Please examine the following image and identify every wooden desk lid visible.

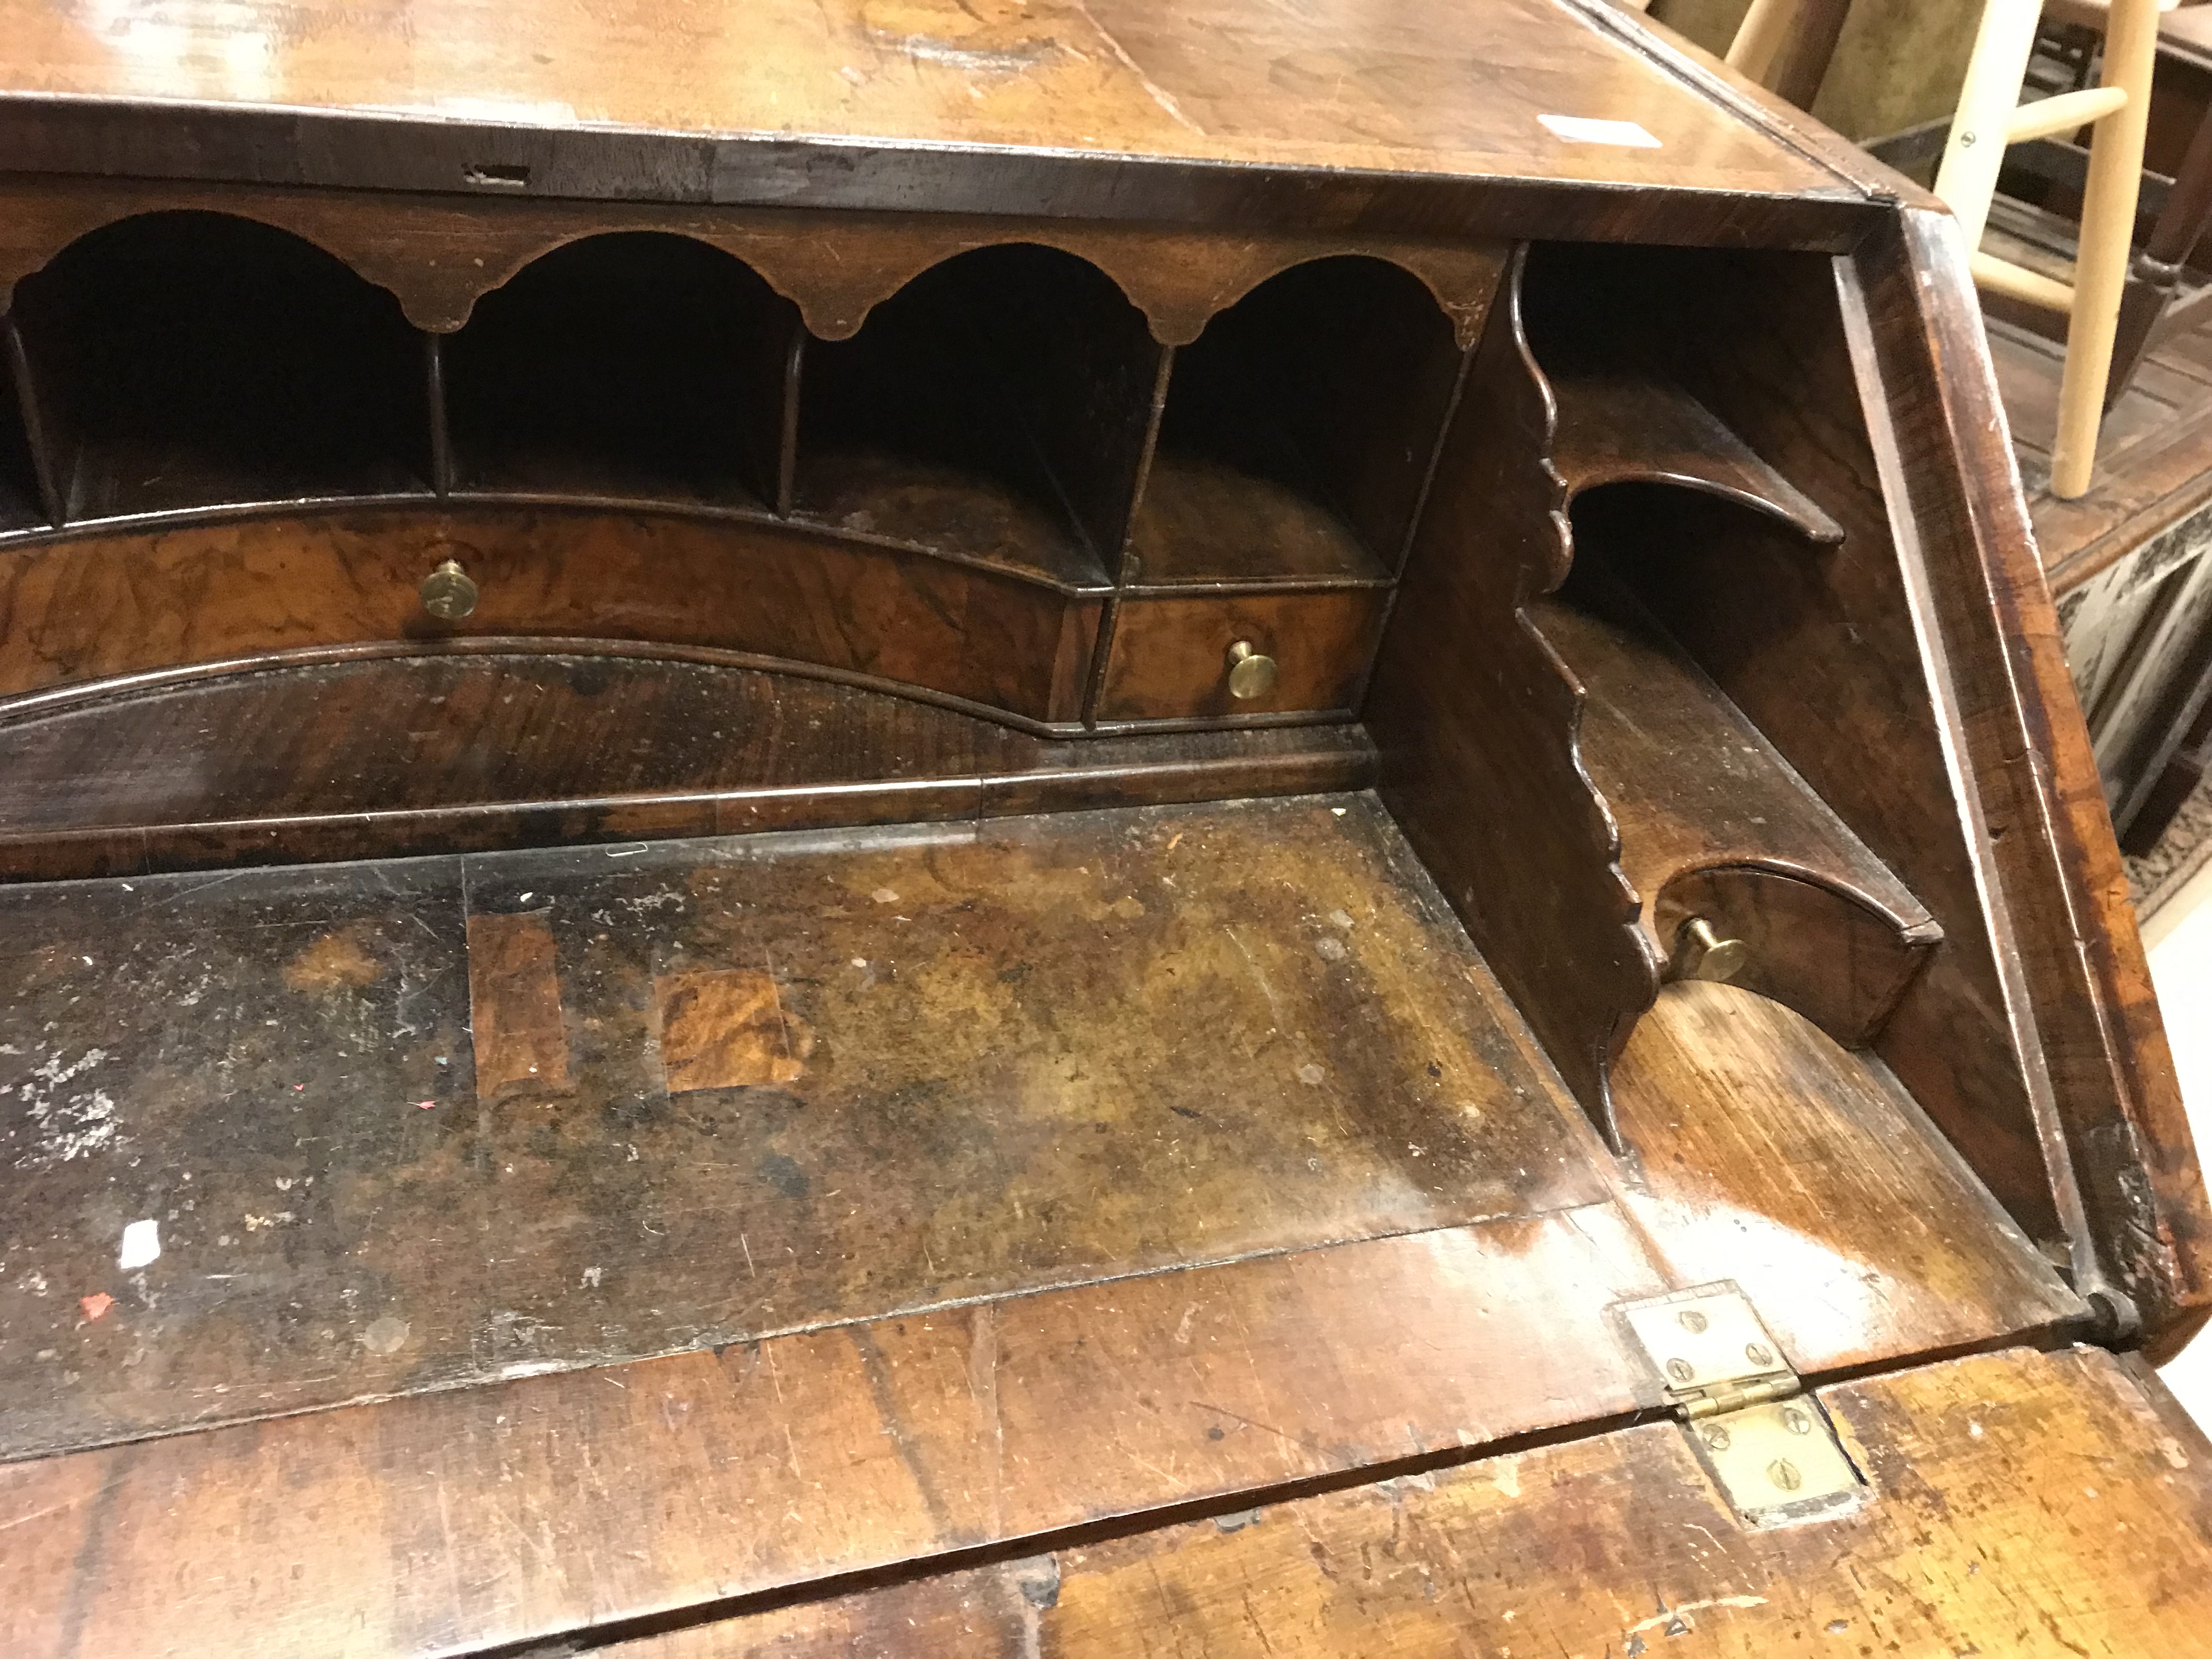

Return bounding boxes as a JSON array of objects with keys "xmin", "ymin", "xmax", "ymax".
[{"xmin": 0, "ymin": 0, "xmax": 1880, "ymax": 228}]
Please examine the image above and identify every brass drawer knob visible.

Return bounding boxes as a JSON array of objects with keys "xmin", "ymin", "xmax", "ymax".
[
  {"xmin": 1671, "ymin": 917, "xmax": 1747, "ymax": 983},
  {"xmin": 420, "ymin": 558, "xmax": 479, "ymax": 621},
  {"xmin": 1226, "ymin": 639, "xmax": 1278, "ymax": 700}
]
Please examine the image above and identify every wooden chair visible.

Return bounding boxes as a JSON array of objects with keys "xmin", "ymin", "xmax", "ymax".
[
  {"xmin": 1936, "ymin": 0, "xmax": 2168, "ymax": 497},
  {"xmin": 1723, "ymin": 0, "xmax": 1858, "ymax": 108},
  {"xmin": 2084, "ymin": 4, "xmax": 2212, "ymax": 405}
]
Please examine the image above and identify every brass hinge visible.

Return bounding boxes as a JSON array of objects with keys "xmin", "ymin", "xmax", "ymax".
[{"xmin": 1613, "ymin": 1283, "xmax": 1866, "ymax": 1528}]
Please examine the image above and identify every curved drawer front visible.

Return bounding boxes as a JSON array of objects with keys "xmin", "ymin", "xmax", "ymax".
[
  {"xmin": 0, "ymin": 505, "xmax": 1103, "ymax": 725},
  {"xmin": 1097, "ymin": 591, "xmax": 1387, "ymax": 723}
]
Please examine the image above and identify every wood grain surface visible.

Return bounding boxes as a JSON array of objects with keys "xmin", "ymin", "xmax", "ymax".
[
  {"xmin": 465, "ymin": 911, "xmax": 572, "ymax": 1102},
  {"xmin": 0, "ymin": 814, "xmax": 2098, "ymax": 1659},
  {"xmin": 0, "ymin": 505, "xmax": 1103, "ymax": 725},
  {"xmin": 628, "ymin": 1345, "xmax": 2212, "ymax": 1659},
  {"xmin": 1094, "ymin": 591, "xmax": 1387, "ymax": 722},
  {"xmin": 0, "ymin": 0, "xmax": 1867, "ymax": 227},
  {"xmin": 0, "ymin": 794, "xmax": 1610, "ymax": 1461},
  {"xmin": 1854, "ymin": 210, "xmax": 2212, "ymax": 1356},
  {"xmin": 1369, "ymin": 250, "xmax": 1660, "ymax": 1152},
  {"xmin": 1610, "ymin": 980, "xmax": 2086, "ymax": 1374},
  {"xmin": 0, "ymin": 655, "xmax": 1380, "ymax": 880},
  {"xmin": 0, "ymin": 1208, "xmax": 1667, "ymax": 1659}
]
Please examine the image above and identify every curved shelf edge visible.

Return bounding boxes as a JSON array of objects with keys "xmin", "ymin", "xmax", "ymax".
[
  {"xmin": 1528, "ymin": 587, "xmax": 1940, "ymax": 1060},
  {"xmin": 1550, "ymin": 369, "xmax": 1845, "ymax": 545},
  {"xmin": 1654, "ymin": 861, "xmax": 1942, "ymax": 1050}
]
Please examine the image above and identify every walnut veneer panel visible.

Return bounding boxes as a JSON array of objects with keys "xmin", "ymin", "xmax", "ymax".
[
  {"xmin": 647, "ymin": 1346, "xmax": 2212, "ymax": 1659},
  {"xmin": 0, "ymin": 0, "xmax": 1853, "ymax": 202}
]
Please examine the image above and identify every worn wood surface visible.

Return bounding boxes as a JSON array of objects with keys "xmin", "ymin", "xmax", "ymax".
[
  {"xmin": 1533, "ymin": 587, "xmax": 1942, "ymax": 1047},
  {"xmin": 1368, "ymin": 250, "xmax": 1659, "ymax": 1150},
  {"xmin": 1856, "ymin": 209, "xmax": 2212, "ymax": 1356},
  {"xmin": 0, "ymin": 656, "xmax": 1378, "ymax": 881},
  {"xmin": 0, "ymin": 943, "xmax": 2087, "ymax": 1658},
  {"xmin": 0, "ymin": 0, "xmax": 1876, "ymax": 240},
  {"xmin": 0, "ymin": 1210, "xmax": 1665, "ymax": 1659},
  {"xmin": 0, "ymin": 794, "xmax": 1613, "ymax": 1460},
  {"xmin": 1610, "ymin": 980, "xmax": 2086, "ymax": 1372},
  {"xmin": 639, "ymin": 1345, "xmax": 2212, "ymax": 1659}
]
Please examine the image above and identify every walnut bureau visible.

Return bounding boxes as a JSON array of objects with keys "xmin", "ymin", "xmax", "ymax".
[{"xmin": 0, "ymin": 3, "xmax": 2209, "ymax": 1656}]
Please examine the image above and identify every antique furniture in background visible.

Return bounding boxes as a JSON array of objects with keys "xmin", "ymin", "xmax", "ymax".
[
  {"xmin": 0, "ymin": 3, "xmax": 2209, "ymax": 1655},
  {"xmin": 1936, "ymin": 0, "xmax": 2162, "ymax": 496}
]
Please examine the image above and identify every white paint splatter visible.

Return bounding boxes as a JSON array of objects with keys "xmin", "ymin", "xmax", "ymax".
[
  {"xmin": 1624, "ymin": 1596, "xmax": 1768, "ymax": 1639},
  {"xmin": 118, "ymin": 1218, "xmax": 161, "ymax": 1270},
  {"xmin": 1489, "ymin": 1454, "xmax": 1521, "ymax": 1498},
  {"xmin": 14, "ymin": 1049, "xmax": 120, "ymax": 1169}
]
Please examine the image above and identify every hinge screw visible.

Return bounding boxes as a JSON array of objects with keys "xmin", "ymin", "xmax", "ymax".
[
  {"xmin": 1745, "ymin": 1342, "xmax": 1775, "ymax": 1368},
  {"xmin": 1783, "ymin": 1407, "xmax": 1813, "ymax": 1435},
  {"xmin": 1768, "ymin": 1459, "xmax": 1803, "ymax": 1492},
  {"xmin": 1702, "ymin": 1425, "xmax": 1732, "ymax": 1451},
  {"xmin": 1677, "ymin": 1310, "xmax": 1708, "ymax": 1334},
  {"xmin": 1665, "ymin": 1358, "xmax": 1695, "ymax": 1384}
]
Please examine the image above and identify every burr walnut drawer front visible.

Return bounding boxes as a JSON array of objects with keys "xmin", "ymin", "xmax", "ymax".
[{"xmin": 1096, "ymin": 591, "xmax": 1389, "ymax": 722}]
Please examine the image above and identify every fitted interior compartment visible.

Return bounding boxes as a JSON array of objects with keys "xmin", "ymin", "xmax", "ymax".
[
  {"xmin": 7, "ymin": 211, "xmax": 432, "ymax": 520},
  {"xmin": 1127, "ymin": 257, "xmax": 1466, "ymax": 587},
  {"xmin": 444, "ymin": 232, "xmax": 798, "ymax": 506},
  {"xmin": 793, "ymin": 244, "xmax": 1151, "ymax": 587}
]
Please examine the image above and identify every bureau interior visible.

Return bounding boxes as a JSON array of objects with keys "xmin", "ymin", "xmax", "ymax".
[{"xmin": 0, "ymin": 209, "xmax": 2076, "ymax": 1286}]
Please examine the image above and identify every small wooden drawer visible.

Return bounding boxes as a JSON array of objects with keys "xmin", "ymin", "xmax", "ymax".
[{"xmin": 1096, "ymin": 590, "xmax": 1388, "ymax": 721}]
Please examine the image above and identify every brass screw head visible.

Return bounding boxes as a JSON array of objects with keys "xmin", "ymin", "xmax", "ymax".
[
  {"xmin": 420, "ymin": 558, "xmax": 479, "ymax": 621},
  {"xmin": 1783, "ymin": 1407, "xmax": 1813, "ymax": 1436},
  {"xmin": 1745, "ymin": 1342, "xmax": 1775, "ymax": 1368},
  {"xmin": 1701, "ymin": 1425, "xmax": 1731, "ymax": 1452},
  {"xmin": 1768, "ymin": 1459, "xmax": 1804, "ymax": 1492},
  {"xmin": 1664, "ymin": 1358, "xmax": 1695, "ymax": 1384},
  {"xmin": 1226, "ymin": 640, "xmax": 1278, "ymax": 701},
  {"xmin": 1677, "ymin": 1310, "xmax": 1709, "ymax": 1334}
]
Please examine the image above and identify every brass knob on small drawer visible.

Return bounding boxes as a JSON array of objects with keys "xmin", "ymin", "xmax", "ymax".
[
  {"xmin": 420, "ymin": 558, "xmax": 478, "ymax": 621},
  {"xmin": 1670, "ymin": 916, "xmax": 1747, "ymax": 984},
  {"xmin": 1226, "ymin": 639, "xmax": 1278, "ymax": 700}
]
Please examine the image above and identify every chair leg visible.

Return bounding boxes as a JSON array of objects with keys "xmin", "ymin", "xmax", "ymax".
[
  {"xmin": 1766, "ymin": 0, "xmax": 1857, "ymax": 108},
  {"xmin": 1727, "ymin": 0, "xmax": 1801, "ymax": 84},
  {"xmin": 2108, "ymin": 98, "xmax": 2212, "ymax": 408},
  {"xmin": 2053, "ymin": 0, "xmax": 2162, "ymax": 498},
  {"xmin": 1935, "ymin": 0, "xmax": 2050, "ymax": 252}
]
